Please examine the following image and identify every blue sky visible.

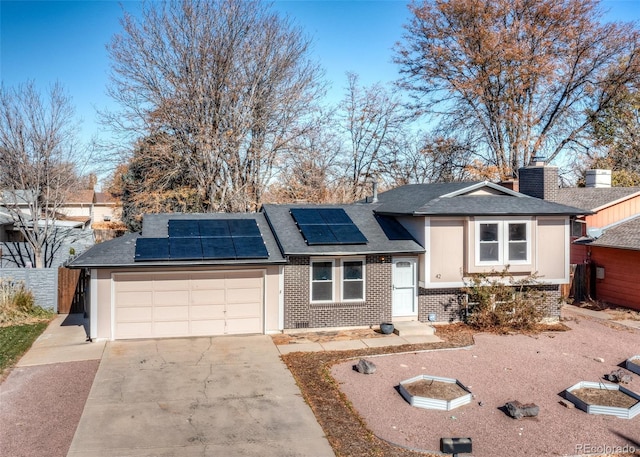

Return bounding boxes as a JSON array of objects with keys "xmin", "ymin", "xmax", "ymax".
[{"xmin": 1, "ymin": 0, "xmax": 639, "ymax": 148}]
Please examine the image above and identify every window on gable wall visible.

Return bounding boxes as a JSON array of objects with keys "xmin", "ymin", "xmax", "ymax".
[
  {"xmin": 476, "ymin": 220, "xmax": 531, "ymax": 266},
  {"xmin": 310, "ymin": 258, "xmax": 365, "ymax": 302}
]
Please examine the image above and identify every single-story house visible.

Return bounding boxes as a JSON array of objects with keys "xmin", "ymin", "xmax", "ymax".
[{"xmin": 70, "ymin": 175, "xmax": 587, "ymax": 341}]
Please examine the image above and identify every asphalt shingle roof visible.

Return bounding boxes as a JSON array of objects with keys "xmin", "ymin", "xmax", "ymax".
[
  {"xmin": 69, "ymin": 212, "xmax": 285, "ymax": 268},
  {"xmin": 589, "ymin": 215, "xmax": 640, "ymax": 251},
  {"xmin": 375, "ymin": 182, "xmax": 588, "ymax": 216},
  {"xmin": 555, "ymin": 187, "xmax": 640, "ymax": 212},
  {"xmin": 261, "ymin": 203, "xmax": 423, "ymax": 256}
]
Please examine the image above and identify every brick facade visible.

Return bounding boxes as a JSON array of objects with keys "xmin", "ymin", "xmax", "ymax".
[
  {"xmin": 417, "ymin": 284, "xmax": 562, "ymax": 323},
  {"xmin": 282, "ymin": 255, "xmax": 562, "ymax": 329},
  {"xmin": 283, "ymin": 255, "xmax": 392, "ymax": 329}
]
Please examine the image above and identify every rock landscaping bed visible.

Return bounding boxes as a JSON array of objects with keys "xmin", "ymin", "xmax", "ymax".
[
  {"xmin": 284, "ymin": 314, "xmax": 640, "ymax": 457},
  {"xmin": 402, "ymin": 378, "xmax": 468, "ymax": 401},
  {"xmin": 570, "ymin": 387, "xmax": 638, "ymax": 409}
]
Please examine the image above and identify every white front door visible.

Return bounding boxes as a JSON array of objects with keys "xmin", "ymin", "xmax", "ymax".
[{"xmin": 392, "ymin": 258, "xmax": 417, "ymax": 317}]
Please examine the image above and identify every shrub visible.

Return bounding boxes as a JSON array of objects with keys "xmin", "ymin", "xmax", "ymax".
[
  {"xmin": 462, "ymin": 269, "xmax": 547, "ymax": 333},
  {"xmin": 0, "ymin": 279, "xmax": 53, "ymax": 325}
]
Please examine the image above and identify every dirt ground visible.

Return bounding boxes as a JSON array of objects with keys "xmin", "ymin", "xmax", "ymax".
[
  {"xmin": 571, "ymin": 388, "xmax": 639, "ymax": 409},
  {"xmin": 330, "ymin": 312, "xmax": 640, "ymax": 457}
]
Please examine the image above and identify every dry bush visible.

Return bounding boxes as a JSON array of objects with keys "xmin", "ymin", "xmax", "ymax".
[
  {"xmin": 463, "ymin": 270, "xmax": 548, "ymax": 333},
  {"xmin": 0, "ymin": 279, "xmax": 52, "ymax": 325}
]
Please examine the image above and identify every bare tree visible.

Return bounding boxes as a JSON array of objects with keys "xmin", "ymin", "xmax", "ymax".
[
  {"xmin": 383, "ymin": 132, "xmax": 478, "ymax": 185},
  {"xmin": 395, "ymin": 0, "xmax": 640, "ymax": 179},
  {"xmin": 105, "ymin": 0, "xmax": 325, "ymax": 213},
  {"xmin": 266, "ymin": 109, "xmax": 344, "ymax": 204},
  {"xmin": 0, "ymin": 81, "xmax": 88, "ymax": 268},
  {"xmin": 339, "ymin": 73, "xmax": 406, "ymax": 200}
]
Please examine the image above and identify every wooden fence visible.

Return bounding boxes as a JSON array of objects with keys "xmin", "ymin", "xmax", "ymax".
[{"xmin": 57, "ymin": 267, "xmax": 87, "ymax": 314}]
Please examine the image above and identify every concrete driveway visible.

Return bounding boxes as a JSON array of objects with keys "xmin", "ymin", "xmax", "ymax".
[{"xmin": 67, "ymin": 335, "xmax": 334, "ymax": 457}]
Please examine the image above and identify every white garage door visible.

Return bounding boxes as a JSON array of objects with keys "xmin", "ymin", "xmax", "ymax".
[{"xmin": 113, "ymin": 271, "xmax": 264, "ymax": 339}]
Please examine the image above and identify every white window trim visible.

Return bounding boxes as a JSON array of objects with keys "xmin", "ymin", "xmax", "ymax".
[
  {"xmin": 310, "ymin": 259, "xmax": 335, "ymax": 303},
  {"xmin": 309, "ymin": 257, "xmax": 366, "ymax": 303},
  {"xmin": 475, "ymin": 219, "xmax": 531, "ymax": 267},
  {"xmin": 341, "ymin": 257, "xmax": 366, "ymax": 302}
]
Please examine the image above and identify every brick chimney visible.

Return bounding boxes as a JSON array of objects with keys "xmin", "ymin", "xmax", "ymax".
[{"xmin": 518, "ymin": 160, "xmax": 558, "ymax": 201}]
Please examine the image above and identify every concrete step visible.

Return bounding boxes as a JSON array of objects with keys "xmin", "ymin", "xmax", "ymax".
[{"xmin": 392, "ymin": 321, "xmax": 436, "ymax": 337}]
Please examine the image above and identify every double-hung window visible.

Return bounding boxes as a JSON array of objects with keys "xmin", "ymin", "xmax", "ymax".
[
  {"xmin": 310, "ymin": 258, "xmax": 365, "ymax": 302},
  {"xmin": 476, "ymin": 219, "xmax": 531, "ymax": 266},
  {"xmin": 311, "ymin": 261, "xmax": 334, "ymax": 302},
  {"xmin": 342, "ymin": 260, "xmax": 364, "ymax": 301}
]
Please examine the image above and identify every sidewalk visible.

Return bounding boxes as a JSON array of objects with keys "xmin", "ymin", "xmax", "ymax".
[
  {"xmin": 276, "ymin": 333, "xmax": 442, "ymax": 354},
  {"xmin": 16, "ymin": 313, "xmax": 106, "ymax": 367},
  {"xmin": 561, "ymin": 304, "xmax": 640, "ymax": 330}
]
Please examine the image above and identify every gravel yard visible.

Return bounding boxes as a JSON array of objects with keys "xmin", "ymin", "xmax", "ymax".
[{"xmin": 331, "ymin": 313, "xmax": 640, "ymax": 457}]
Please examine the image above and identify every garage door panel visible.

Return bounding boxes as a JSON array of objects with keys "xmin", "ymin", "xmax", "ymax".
[
  {"xmin": 114, "ymin": 271, "xmax": 263, "ymax": 339},
  {"xmin": 191, "ymin": 290, "xmax": 225, "ymax": 305},
  {"xmin": 226, "ymin": 275, "xmax": 261, "ymax": 288},
  {"xmin": 191, "ymin": 277, "xmax": 225, "ymax": 290},
  {"xmin": 116, "ymin": 275, "xmax": 153, "ymax": 288},
  {"xmin": 117, "ymin": 322, "xmax": 153, "ymax": 339},
  {"xmin": 226, "ymin": 317, "xmax": 261, "ymax": 334},
  {"xmin": 116, "ymin": 291, "xmax": 153, "ymax": 305},
  {"xmin": 154, "ymin": 321, "xmax": 189, "ymax": 336},
  {"xmin": 153, "ymin": 290, "xmax": 190, "ymax": 306},
  {"xmin": 153, "ymin": 278, "xmax": 190, "ymax": 291},
  {"xmin": 117, "ymin": 306, "xmax": 153, "ymax": 322},
  {"xmin": 154, "ymin": 306, "xmax": 189, "ymax": 321},
  {"xmin": 226, "ymin": 302, "xmax": 261, "ymax": 319},
  {"xmin": 226, "ymin": 288, "xmax": 261, "ymax": 304},
  {"xmin": 190, "ymin": 304, "xmax": 225, "ymax": 320},
  {"xmin": 190, "ymin": 320, "xmax": 226, "ymax": 336}
]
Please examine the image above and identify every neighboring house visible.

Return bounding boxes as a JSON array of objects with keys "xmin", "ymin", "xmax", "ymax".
[
  {"xmin": 58, "ymin": 189, "xmax": 94, "ymax": 225},
  {"xmin": 93, "ymin": 192, "xmax": 122, "ymax": 223},
  {"xmin": 70, "ymin": 176, "xmax": 586, "ymax": 341},
  {"xmin": 0, "ymin": 188, "xmax": 96, "ymax": 267},
  {"xmin": 577, "ymin": 215, "xmax": 640, "ymax": 311},
  {"xmin": 554, "ymin": 171, "xmax": 640, "ymax": 265},
  {"xmin": 0, "ymin": 211, "xmax": 15, "ymax": 242},
  {"xmin": 550, "ymin": 170, "xmax": 640, "ymax": 308}
]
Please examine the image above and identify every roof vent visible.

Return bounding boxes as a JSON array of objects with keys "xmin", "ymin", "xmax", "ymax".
[{"xmin": 587, "ymin": 227, "xmax": 604, "ymax": 239}]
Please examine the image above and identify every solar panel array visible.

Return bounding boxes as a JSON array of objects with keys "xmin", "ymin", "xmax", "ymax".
[
  {"xmin": 290, "ymin": 208, "xmax": 368, "ymax": 245},
  {"xmin": 134, "ymin": 219, "xmax": 269, "ymax": 261}
]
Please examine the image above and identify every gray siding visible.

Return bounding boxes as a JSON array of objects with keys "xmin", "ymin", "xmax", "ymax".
[{"xmin": 0, "ymin": 268, "xmax": 58, "ymax": 311}]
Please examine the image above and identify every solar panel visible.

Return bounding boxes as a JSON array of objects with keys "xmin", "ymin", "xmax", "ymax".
[
  {"xmin": 228, "ymin": 219, "xmax": 261, "ymax": 237},
  {"xmin": 233, "ymin": 236, "xmax": 269, "ymax": 259},
  {"xmin": 168, "ymin": 219, "xmax": 200, "ymax": 238},
  {"xmin": 140, "ymin": 218, "xmax": 270, "ymax": 261},
  {"xmin": 298, "ymin": 224, "xmax": 338, "ymax": 245},
  {"xmin": 201, "ymin": 236, "xmax": 236, "ymax": 259},
  {"xmin": 135, "ymin": 238, "xmax": 170, "ymax": 261},
  {"xmin": 329, "ymin": 224, "xmax": 368, "ymax": 244},
  {"xmin": 169, "ymin": 237, "xmax": 203, "ymax": 260},
  {"xmin": 199, "ymin": 219, "xmax": 230, "ymax": 237},
  {"xmin": 319, "ymin": 208, "xmax": 352, "ymax": 225},
  {"xmin": 291, "ymin": 208, "xmax": 368, "ymax": 245},
  {"xmin": 375, "ymin": 214, "xmax": 414, "ymax": 241},
  {"xmin": 290, "ymin": 208, "xmax": 324, "ymax": 225}
]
